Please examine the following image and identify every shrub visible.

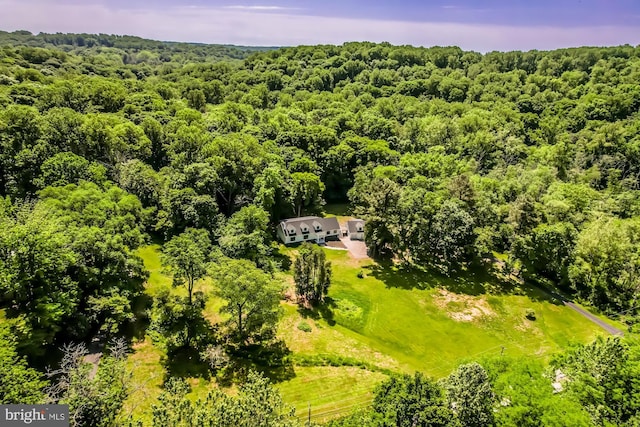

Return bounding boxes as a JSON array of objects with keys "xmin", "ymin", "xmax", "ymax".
[
  {"xmin": 525, "ymin": 308, "xmax": 536, "ymax": 320},
  {"xmin": 200, "ymin": 344, "xmax": 230, "ymax": 371},
  {"xmin": 297, "ymin": 321, "xmax": 312, "ymax": 333},
  {"xmin": 357, "ymin": 270, "xmax": 364, "ymax": 279}
]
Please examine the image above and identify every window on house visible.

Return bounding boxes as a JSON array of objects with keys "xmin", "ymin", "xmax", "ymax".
[
  {"xmin": 290, "ymin": 237, "xmax": 295, "ymax": 242},
  {"xmin": 326, "ymin": 231, "xmax": 330, "ymax": 235}
]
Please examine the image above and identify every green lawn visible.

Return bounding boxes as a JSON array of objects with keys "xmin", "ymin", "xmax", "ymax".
[
  {"xmin": 136, "ymin": 244, "xmax": 171, "ymax": 296},
  {"xmin": 124, "ymin": 245, "xmax": 225, "ymax": 423},
  {"xmin": 290, "ymin": 249, "xmax": 603, "ymax": 370},
  {"xmin": 125, "ymin": 244, "xmax": 611, "ymax": 423},
  {"xmin": 322, "ymin": 203, "xmax": 351, "ymax": 217},
  {"xmin": 278, "ymin": 366, "xmax": 386, "ymax": 423},
  {"xmin": 322, "ymin": 203, "xmax": 354, "ymax": 225},
  {"xmin": 119, "ymin": 337, "xmax": 164, "ymax": 426}
]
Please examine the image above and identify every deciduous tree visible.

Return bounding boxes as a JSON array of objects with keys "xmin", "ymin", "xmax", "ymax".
[
  {"xmin": 212, "ymin": 259, "xmax": 282, "ymax": 346},
  {"xmin": 162, "ymin": 228, "xmax": 211, "ymax": 306},
  {"xmin": 293, "ymin": 243, "xmax": 331, "ymax": 305}
]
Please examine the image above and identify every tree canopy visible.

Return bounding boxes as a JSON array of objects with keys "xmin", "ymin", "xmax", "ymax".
[{"xmin": 2, "ymin": 30, "xmax": 640, "ymax": 426}]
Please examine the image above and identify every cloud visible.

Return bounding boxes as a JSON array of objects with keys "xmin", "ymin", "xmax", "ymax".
[
  {"xmin": 223, "ymin": 5, "xmax": 300, "ymax": 11},
  {"xmin": 0, "ymin": 0, "xmax": 638, "ymax": 51}
]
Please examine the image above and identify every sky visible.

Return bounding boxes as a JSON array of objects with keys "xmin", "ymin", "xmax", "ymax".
[{"xmin": 1, "ymin": 0, "xmax": 640, "ymax": 51}]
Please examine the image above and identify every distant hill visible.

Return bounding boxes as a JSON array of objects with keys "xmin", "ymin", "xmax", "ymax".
[{"xmin": 0, "ymin": 30, "xmax": 278, "ymax": 63}]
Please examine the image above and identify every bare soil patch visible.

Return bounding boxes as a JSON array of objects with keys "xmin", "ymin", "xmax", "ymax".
[{"xmin": 432, "ymin": 289, "xmax": 496, "ymax": 322}]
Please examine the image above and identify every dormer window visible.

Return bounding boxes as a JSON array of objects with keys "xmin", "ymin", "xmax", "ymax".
[
  {"xmin": 287, "ymin": 226, "xmax": 296, "ymax": 235},
  {"xmin": 357, "ymin": 224, "xmax": 364, "ymax": 232},
  {"xmin": 300, "ymin": 222, "xmax": 309, "ymax": 233},
  {"xmin": 312, "ymin": 220, "xmax": 322, "ymax": 232}
]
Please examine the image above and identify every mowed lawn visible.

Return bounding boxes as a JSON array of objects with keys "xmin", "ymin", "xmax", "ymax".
[
  {"xmin": 277, "ymin": 247, "xmax": 609, "ymax": 416},
  {"xmin": 125, "ymin": 244, "xmax": 611, "ymax": 422},
  {"xmin": 282, "ymin": 248, "xmax": 606, "ymax": 372}
]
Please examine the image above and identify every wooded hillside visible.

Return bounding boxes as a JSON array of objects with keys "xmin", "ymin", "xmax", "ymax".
[{"xmin": 1, "ymin": 31, "xmax": 640, "ymax": 426}]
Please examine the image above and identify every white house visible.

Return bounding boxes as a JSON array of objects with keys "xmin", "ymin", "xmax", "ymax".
[
  {"xmin": 346, "ymin": 219, "xmax": 365, "ymax": 240},
  {"xmin": 277, "ymin": 216, "xmax": 341, "ymax": 245}
]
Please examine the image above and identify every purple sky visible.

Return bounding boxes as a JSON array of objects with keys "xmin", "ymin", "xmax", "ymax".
[{"xmin": 1, "ymin": 0, "xmax": 640, "ymax": 51}]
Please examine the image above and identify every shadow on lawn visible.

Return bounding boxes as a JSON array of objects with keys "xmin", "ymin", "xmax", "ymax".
[
  {"xmin": 164, "ymin": 339, "xmax": 296, "ymax": 386},
  {"xmin": 296, "ymin": 297, "xmax": 337, "ymax": 326},
  {"xmin": 124, "ymin": 293, "xmax": 154, "ymax": 342},
  {"xmin": 166, "ymin": 346, "xmax": 212, "ymax": 379},
  {"xmin": 364, "ymin": 259, "xmax": 562, "ymax": 305},
  {"xmin": 230, "ymin": 340, "xmax": 296, "ymax": 384}
]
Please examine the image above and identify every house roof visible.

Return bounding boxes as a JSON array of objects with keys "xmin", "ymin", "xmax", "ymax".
[
  {"xmin": 347, "ymin": 219, "xmax": 365, "ymax": 233},
  {"xmin": 280, "ymin": 216, "xmax": 340, "ymax": 235}
]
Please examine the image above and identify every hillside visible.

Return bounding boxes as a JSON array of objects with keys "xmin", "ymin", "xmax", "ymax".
[{"xmin": 0, "ymin": 30, "xmax": 275, "ymax": 61}]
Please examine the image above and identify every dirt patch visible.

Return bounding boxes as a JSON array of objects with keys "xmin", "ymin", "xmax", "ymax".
[{"xmin": 432, "ymin": 289, "xmax": 496, "ymax": 322}]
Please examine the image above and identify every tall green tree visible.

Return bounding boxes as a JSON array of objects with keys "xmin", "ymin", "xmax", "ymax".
[
  {"xmin": 0, "ymin": 204, "xmax": 80, "ymax": 351},
  {"xmin": 290, "ymin": 172, "xmax": 325, "ymax": 217},
  {"xmin": 429, "ymin": 200, "xmax": 476, "ymax": 272},
  {"xmin": 373, "ymin": 372, "xmax": 454, "ymax": 427},
  {"xmin": 212, "ymin": 259, "xmax": 282, "ymax": 346},
  {"xmin": 443, "ymin": 362, "xmax": 495, "ymax": 427},
  {"xmin": 293, "ymin": 243, "xmax": 332, "ymax": 305},
  {"xmin": 148, "ymin": 288, "xmax": 214, "ymax": 353},
  {"xmin": 351, "ymin": 173, "xmax": 401, "ymax": 258},
  {"xmin": 0, "ymin": 323, "xmax": 46, "ymax": 404},
  {"xmin": 219, "ymin": 205, "xmax": 272, "ymax": 268},
  {"xmin": 151, "ymin": 371, "xmax": 298, "ymax": 427},
  {"xmin": 569, "ymin": 217, "xmax": 640, "ymax": 312},
  {"xmin": 551, "ymin": 336, "xmax": 640, "ymax": 426},
  {"xmin": 162, "ymin": 228, "xmax": 211, "ymax": 306},
  {"xmin": 483, "ymin": 356, "xmax": 591, "ymax": 427}
]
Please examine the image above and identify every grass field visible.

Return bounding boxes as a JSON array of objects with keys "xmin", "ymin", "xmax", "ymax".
[{"xmin": 124, "ymin": 242, "xmax": 610, "ymax": 422}]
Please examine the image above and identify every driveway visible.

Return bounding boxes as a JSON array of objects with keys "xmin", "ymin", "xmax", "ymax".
[
  {"xmin": 339, "ymin": 236, "xmax": 370, "ymax": 260},
  {"xmin": 562, "ymin": 300, "xmax": 624, "ymax": 336},
  {"xmin": 492, "ymin": 257, "xmax": 624, "ymax": 336}
]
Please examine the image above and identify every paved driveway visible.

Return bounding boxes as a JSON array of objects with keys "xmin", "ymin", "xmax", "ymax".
[{"xmin": 339, "ymin": 236, "xmax": 370, "ymax": 259}]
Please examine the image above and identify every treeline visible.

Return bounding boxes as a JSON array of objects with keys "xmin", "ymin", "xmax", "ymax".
[{"xmin": 0, "ymin": 30, "xmax": 270, "ymax": 63}]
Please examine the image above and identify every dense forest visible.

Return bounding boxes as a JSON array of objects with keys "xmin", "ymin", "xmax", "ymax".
[{"xmin": 1, "ymin": 30, "xmax": 640, "ymax": 426}]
